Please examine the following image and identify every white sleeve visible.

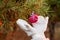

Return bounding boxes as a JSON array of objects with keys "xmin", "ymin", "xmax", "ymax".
[
  {"xmin": 16, "ymin": 19, "xmax": 29, "ymax": 30},
  {"xmin": 16, "ymin": 19, "xmax": 36, "ymax": 36}
]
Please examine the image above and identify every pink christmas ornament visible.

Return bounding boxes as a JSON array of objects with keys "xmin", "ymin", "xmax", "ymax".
[{"xmin": 28, "ymin": 12, "xmax": 38, "ymax": 23}]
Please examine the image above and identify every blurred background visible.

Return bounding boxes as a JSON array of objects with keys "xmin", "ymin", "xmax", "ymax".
[{"xmin": 0, "ymin": 0, "xmax": 60, "ymax": 40}]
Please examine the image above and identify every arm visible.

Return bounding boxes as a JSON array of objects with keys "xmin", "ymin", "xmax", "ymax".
[
  {"xmin": 16, "ymin": 19, "xmax": 29, "ymax": 31},
  {"xmin": 16, "ymin": 19, "xmax": 36, "ymax": 36}
]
